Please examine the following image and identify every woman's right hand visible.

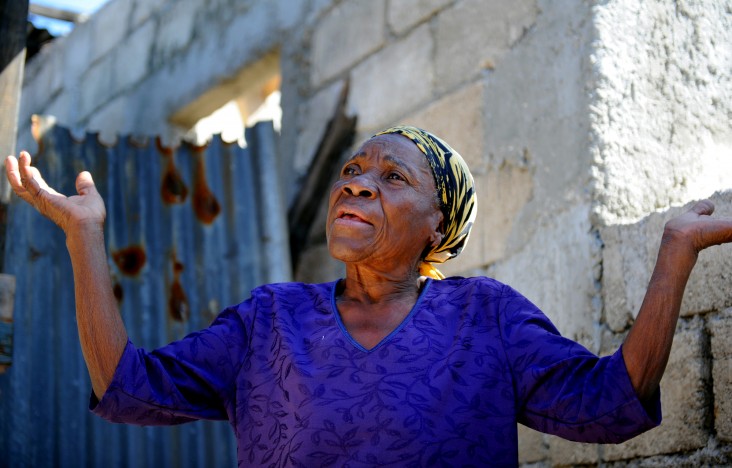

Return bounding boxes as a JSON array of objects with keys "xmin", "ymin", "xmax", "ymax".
[{"xmin": 5, "ymin": 151, "xmax": 106, "ymax": 234}]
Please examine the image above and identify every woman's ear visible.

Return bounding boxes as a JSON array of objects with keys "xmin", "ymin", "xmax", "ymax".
[
  {"xmin": 429, "ymin": 231, "xmax": 444, "ymax": 248},
  {"xmin": 429, "ymin": 212, "xmax": 445, "ymax": 247}
]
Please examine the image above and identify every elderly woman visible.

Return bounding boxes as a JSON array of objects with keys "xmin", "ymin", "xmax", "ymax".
[{"xmin": 5, "ymin": 126, "xmax": 732, "ymax": 466}]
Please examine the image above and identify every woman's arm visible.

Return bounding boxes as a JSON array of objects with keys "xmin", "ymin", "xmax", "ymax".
[
  {"xmin": 623, "ymin": 200, "xmax": 732, "ymax": 401},
  {"xmin": 5, "ymin": 151, "xmax": 127, "ymax": 398}
]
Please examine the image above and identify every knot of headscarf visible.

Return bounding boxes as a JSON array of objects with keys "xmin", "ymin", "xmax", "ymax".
[{"xmin": 374, "ymin": 126, "xmax": 477, "ymax": 280}]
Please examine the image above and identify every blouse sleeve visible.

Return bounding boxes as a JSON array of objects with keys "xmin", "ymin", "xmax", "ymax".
[
  {"xmin": 496, "ymin": 284, "xmax": 661, "ymax": 443},
  {"xmin": 89, "ymin": 302, "xmax": 251, "ymax": 426}
]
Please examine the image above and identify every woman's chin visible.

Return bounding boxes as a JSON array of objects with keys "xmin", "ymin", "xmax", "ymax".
[
  {"xmin": 327, "ymin": 235, "xmax": 381, "ymax": 263},
  {"xmin": 327, "ymin": 244, "xmax": 370, "ymax": 264}
]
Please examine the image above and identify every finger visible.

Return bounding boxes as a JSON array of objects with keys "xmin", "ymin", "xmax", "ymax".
[
  {"xmin": 75, "ymin": 171, "xmax": 97, "ymax": 196},
  {"xmin": 5, "ymin": 155, "xmax": 39, "ymax": 206},
  {"xmin": 17, "ymin": 151, "xmax": 32, "ymax": 174},
  {"xmin": 5, "ymin": 155, "xmax": 23, "ymax": 190},
  {"xmin": 18, "ymin": 153, "xmax": 44, "ymax": 198},
  {"xmin": 700, "ymin": 218, "xmax": 732, "ymax": 245},
  {"xmin": 17, "ymin": 152, "xmax": 60, "ymax": 199},
  {"xmin": 690, "ymin": 200, "xmax": 715, "ymax": 217}
]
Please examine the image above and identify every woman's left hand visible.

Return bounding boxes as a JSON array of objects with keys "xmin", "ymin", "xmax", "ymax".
[{"xmin": 661, "ymin": 200, "xmax": 732, "ymax": 258}]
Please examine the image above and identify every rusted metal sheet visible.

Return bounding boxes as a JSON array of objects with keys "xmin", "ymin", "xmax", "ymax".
[{"xmin": 0, "ymin": 119, "xmax": 291, "ymax": 466}]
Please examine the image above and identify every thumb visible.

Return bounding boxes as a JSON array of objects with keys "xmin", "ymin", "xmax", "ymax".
[
  {"xmin": 75, "ymin": 171, "xmax": 97, "ymax": 196},
  {"xmin": 690, "ymin": 199, "xmax": 715, "ymax": 216}
]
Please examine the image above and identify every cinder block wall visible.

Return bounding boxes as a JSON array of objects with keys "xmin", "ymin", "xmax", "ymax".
[{"xmin": 16, "ymin": 0, "xmax": 732, "ymax": 464}]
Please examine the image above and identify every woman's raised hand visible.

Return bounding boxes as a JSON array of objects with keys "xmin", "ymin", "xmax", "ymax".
[
  {"xmin": 662, "ymin": 200, "xmax": 732, "ymax": 257},
  {"xmin": 7, "ymin": 151, "xmax": 125, "ymax": 397},
  {"xmin": 5, "ymin": 151, "xmax": 106, "ymax": 234}
]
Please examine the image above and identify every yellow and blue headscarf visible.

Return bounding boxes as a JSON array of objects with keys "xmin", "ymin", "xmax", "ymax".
[{"xmin": 375, "ymin": 126, "xmax": 477, "ymax": 280}]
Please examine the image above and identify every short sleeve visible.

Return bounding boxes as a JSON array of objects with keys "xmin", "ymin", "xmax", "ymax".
[
  {"xmin": 90, "ymin": 302, "xmax": 251, "ymax": 426},
  {"xmin": 497, "ymin": 285, "xmax": 661, "ymax": 443}
]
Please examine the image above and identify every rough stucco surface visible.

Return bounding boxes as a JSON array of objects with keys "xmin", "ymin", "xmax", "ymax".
[
  {"xmin": 11, "ymin": 0, "xmax": 732, "ymax": 465},
  {"xmin": 590, "ymin": 0, "xmax": 732, "ymax": 225}
]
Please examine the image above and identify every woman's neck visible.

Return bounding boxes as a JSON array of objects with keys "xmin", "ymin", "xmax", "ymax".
[
  {"xmin": 336, "ymin": 265, "xmax": 427, "ymax": 350},
  {"xmin": 339, "ymin": 264, "xmax": 422, "ymax": 304}
]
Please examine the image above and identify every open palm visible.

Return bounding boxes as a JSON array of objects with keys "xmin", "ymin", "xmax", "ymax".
[{"xmin": 5, "ymin": 151, "xmax": 106, "ymax": 233}]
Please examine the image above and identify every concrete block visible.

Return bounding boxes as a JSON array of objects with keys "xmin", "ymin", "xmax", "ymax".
[
  {"xmin": 131, "ymin": 0, "xmax": 166, "ymax": 27},
  {"xmin": 547, "ymin": 435, "xmax": 598, "ymax": 465},
  {"xmin": 403, "ymin": 80, "xmax": 486, "ymax": 174},
  {"xmin": 45, "ymin": 92, "xmax": 74, "ymax": 128},
  {"xmin": 86, "ymin": 95, "xmax": 126, "ymax": 145},
  {"xmin": 603, "ymin": 321, "xmax": 708, "ymax": 460},
  {"xmin": 153, "ymin": 0, "xmax": 198, "ymax": 61},
  {"xmin": 601, "ymin": 192, "xmax": 732, "ymax": 332},
  {"xmin": 79, "ymin": 55, "xmax": 114, "ymax": 120},
  {"xmin": 31, "ymin": 46, "xmax": 64, "ymax": 101},
  {"xmin": 220, "ymin": 0, "xmax": 274, "ymax": 68},
  {"xmin": 713, "ymin": 357, "xmax": 732, "ymax": 443},
  {"xmin": 22, "ymin": 39, "xmax": 76, "ymax": 128},
  {"xmin": 434, "ymin": 0, "xmax": 538, "ymax": 91},
  {"xmin": 123, "ymin": 70, "xmax": 178, "ymax": 138},
  {"xmin": 113, "ymin": 20, "xmax": 156, "ymax": 95},
  {"xmin": 311, "ymin": 0, "xmax": 386, "ymax": 86},
  {"xmin": 348, "ymin": 23, "xmax": 433, "ymax": 133},
  {"xmin": 709, "ymin": 309, "xmax": 732, "ymax": 442},
  {"xmin": 518, "ymin": 424, "xmax": 547, "ymax": 464},
  {"xmin": 273, "ymin": 0, "xmax": 308, "ymax": 32},
  {"xmin": 304, "ymin": 0, "xmax": 338, "ymax": 24},
  {"xmin": 60, "ymin": 19, "xmax": 93, "ymax": 90},
  {"xmin": 294, "ymin": 80, "xmax": 346, "ymax": 174},
  {"xmin": 91, "ymin": 0, "xmax": 132, "ymax": 64},
  {"xmin": 387, "ymin": 0, "xmax": 452, "ymax": 36}
]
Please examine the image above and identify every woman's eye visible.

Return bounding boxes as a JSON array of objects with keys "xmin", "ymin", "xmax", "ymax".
[{"xmin": 387, "ymin": 172, "xmax": 404, "ymax": 181}]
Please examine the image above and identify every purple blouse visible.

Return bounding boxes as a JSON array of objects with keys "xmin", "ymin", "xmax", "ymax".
[{"xmin": 91, "ymin": 277, "xmax": 660, "ymax": 466}]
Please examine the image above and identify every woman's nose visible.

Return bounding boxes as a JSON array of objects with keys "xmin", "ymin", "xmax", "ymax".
[{"xmin": 342, "ymin": 175, "xmax": 376, "ymax": 198}]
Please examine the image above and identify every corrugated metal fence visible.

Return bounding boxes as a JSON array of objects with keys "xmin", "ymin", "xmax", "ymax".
[{"xmin": 0, "ymin": 119, "xmax": 291, "ymax": 467}]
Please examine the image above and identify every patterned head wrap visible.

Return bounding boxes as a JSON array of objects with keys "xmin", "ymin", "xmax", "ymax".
[{"xmin": 374, "ymin": 125, "xmax": 477, "ymax": 280}]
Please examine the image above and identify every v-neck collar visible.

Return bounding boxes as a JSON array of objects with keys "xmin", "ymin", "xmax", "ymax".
[{"xmin": 329, "ymin": 278, "xmax": 433, "ymax": 353}]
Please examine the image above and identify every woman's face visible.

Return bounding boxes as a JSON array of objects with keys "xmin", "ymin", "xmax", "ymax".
[{"xmin": 326, "ymin": 134, "xmax": 443, "ymax": 270}]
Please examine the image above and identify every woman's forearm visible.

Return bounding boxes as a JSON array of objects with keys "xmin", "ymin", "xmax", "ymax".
[
  {"xmin": 66, "ymin": 226, "xmax": 128, "ymax": 398},
  {"xmin": 622, "ymin": 232, "xmax": 698, "ymax": 401}
]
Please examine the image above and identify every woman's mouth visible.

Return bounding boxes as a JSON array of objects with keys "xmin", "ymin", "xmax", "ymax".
[{"xmin": 336, "ymin": 210, "xmax": 372, "ymax": 226}]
